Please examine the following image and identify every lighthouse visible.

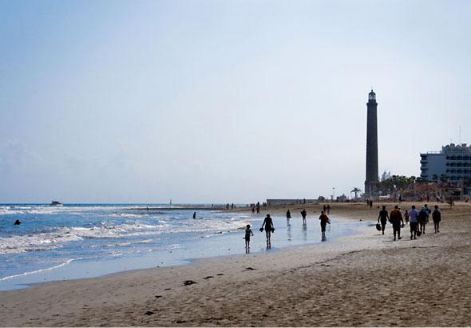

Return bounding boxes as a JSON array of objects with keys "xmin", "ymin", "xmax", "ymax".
[{"xmin": 365, "ymin": 89, "xmax": 379, "ymax": 197}]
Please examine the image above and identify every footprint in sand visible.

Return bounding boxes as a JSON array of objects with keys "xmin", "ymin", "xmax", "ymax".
[
  {"xmin": 183, "ymin": 280, "xmax": 197, "ymax": 286},
  {"xmin": 203, "ymin": 275, "xmax": 214, "ymax": 280},
  {"xmin": 145, "ymin": 311, "xmax": 154, "ymax": 315},
  {"xmin": 245, "ymin": 267, "xmax": 256, "ymax": 271}
]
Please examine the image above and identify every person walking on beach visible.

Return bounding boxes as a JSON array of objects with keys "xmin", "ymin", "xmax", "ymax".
[
  {"xmin": 244, "ymin": 224, "xmax": 254, "ymax": 253},
  {"xmin": 260, "ymin": 214, "xmax": 274, "ymax": 248},
  {"xmin": 326, "ymin": 204, "xmax": 331, "ymax": 214},
  {"xmin": 192, "ymin": 211, "xmax": 196, "ymax": 219},
  {"xmin": 432, "ymin": 205, "xmax": 442, "ymax": 233},
  {"xmin": 319, "ymin": 211, "xmax": 330, "ymax": 241},
  {"xmin": 404, "ymin": 208, "xmax": 409, "ymax": 225},
  {"xmin": 256, "ymin": 202, "xmax": 260, "ymax": 214},
  {"xmin": 389, "ymin": 205, "xmax": 404, "ymax": 241},
  {"xmin": 418, "ymin": 205, "xmax": 429, "ymax": 235},
  {"xmin": 286, "ymin": 209, "xmax": 291, "ymax": 221},
  {"xmin": 409, "ymin": 205, "xmax": 419, "ymax": 240},
  {"xmin": 377, "ymin": 206, "xmax": 389, "ymax": 235},
  {"xmin": 301, "ymin": 209, "xmax": 307, "ymax": 224}
]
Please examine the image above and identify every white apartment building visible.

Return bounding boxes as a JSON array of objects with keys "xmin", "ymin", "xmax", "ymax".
[{"xmin": 420, "ymin": 143, "xmax": 471, "ymax": 183}]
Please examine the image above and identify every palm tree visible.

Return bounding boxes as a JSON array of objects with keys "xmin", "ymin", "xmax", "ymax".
[{"xmin": 351, "ymin": 187, "xmax": 361, "ymax": 200}]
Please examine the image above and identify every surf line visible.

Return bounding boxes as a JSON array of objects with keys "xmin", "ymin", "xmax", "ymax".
[{"xmin": 0, "ymin": 258, "xmax": 76, "ymax": 281}]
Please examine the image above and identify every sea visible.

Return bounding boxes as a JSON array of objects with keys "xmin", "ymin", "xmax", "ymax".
[{"xmin": 0, "ymin": 204, "xmax": 366, "ymax": 291}]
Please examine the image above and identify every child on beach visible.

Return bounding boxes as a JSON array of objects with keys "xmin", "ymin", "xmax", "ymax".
[
  {"xmin": 404, "ymin": 209, "xmax": 409, "ymax": 225},
  {"xmin": 244, "ymin": 224, "xmax": 254, "ymax": 253}
]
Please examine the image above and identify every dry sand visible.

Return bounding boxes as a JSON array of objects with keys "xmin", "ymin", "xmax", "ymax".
[{"xmin": 1, "ymin": 202, "xmax": 470, "ymax": 326}]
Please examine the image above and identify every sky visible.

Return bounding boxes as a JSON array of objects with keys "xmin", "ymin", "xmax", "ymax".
[{"xmin": 0, "ymin": 0, "xmax": 470, "ymax": 203}]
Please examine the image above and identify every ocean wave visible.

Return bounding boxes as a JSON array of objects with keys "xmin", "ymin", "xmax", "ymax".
[
  {"xmin": 0, "ymin": 215, "xmax": 250, "ymax": 255},
  {"xmin": 0, "ymin": 259, "xmax": 75, "ymax": 281}
]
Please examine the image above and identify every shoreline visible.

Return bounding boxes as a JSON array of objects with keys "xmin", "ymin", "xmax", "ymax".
[
  {"xmin": 0, "ymin": 205, "xmax": 367, "ymax": 291},
  {"xmin": 1, "ymin": 203, "xmax": 470, "ymax": 326}
]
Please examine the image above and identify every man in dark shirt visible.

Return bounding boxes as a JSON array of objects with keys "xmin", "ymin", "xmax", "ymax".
[
  {"xmin": 261, "ymin": 214, "xmax": 274, "ymax": 248},
  {"xmin": 319, "ymin": 211, "xmax": 330, "ymax": 241},
  {"xmin": 432, "ymin": 205, "xmax": 442, "ymax": 233},
  {"xmin": 300, "ymin": 209, "xmax": 307, "ymax": 224},
  {"xmin": 389, "ymin": 205, "xmax": 404, "ymax": 241},
  {"xmin": 377, "ymin": 206, "xmax": 389, "ymax": 235}
]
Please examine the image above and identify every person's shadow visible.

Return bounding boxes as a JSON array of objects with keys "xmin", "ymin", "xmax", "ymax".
[{"xmin": 302, "ymin": 223, "xmax": 307, "ymax": 241}]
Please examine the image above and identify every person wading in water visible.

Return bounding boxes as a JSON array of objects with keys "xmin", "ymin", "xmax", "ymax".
[
  {"xmin": 260, "ymin": 214, "xmax": 275, "ymax": 249},
  {"xmin": 319, "ymin": 211, "xmax": 330, "ymax": 241}
]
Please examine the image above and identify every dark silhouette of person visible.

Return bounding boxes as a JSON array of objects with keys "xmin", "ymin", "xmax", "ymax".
[
  {"xmin": 300, "ymin": 209, "xmax": 307, "ymax": 224},
  {"xmin": 409, "ymin": 205, "xmax": 419, "ymax": 240},
  {"xmin": 14, "ymin": 219, "xmax": 21, "ymax": 225},
  {"xmin": 260, "ymin": 214, "xmax": 274, "ymax": 248},
  {"xmin": 193, "ymin": 211, "xmax": 196, "ymax": 219},
  {"xmin": 403, "ymin": 208, "xmax": 409, "ymax": 225},
  {"xmin": 244, "ymin": 224, "xmax": 254, "ymax": 253},
  {"xmin": 326, "ymin": 204, "xmax": 331, "ymax": 214},
  {"xmin": 377, "ymin": 206, "xmax": 389, "ymax": 235},
  {"xmin": 256, "ymin": 202, "xmax": 260, "ymax": 214},
  {"xmin": 390, "ymin": 205, "xmax": 404, "ymax": 241},
  {"xmin": 418, "ymin": 205, "xmax": 429, "ymax": 234},
  {"xmin": 251, "ymin": 206, "xmax": 255, "ymax": 214},
  {"xmin": 286, "ymin": 209, "xmax": 291, "ymax": 220},
  {"xmin": 319, "ymin": 211, "xmax": 330, "ymax": 241},
  {"xmin": 432, "ymin": 205, "xmax": 441, "ymax": 233}
]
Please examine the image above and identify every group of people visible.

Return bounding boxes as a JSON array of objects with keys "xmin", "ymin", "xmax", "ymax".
[
  {"xmin": 377, "ymin": 204, "xmax": 442, "ymax": 241},
  {"xmin": 244, "ymin": 209, "xmax": 331, "ymax": 253}
]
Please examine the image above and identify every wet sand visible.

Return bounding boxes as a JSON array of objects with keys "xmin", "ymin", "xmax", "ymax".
[{"xmin": 1, "ymin": 202, "xmax": 470, "ymax": 326}]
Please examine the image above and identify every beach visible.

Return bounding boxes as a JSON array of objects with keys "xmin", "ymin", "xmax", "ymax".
[{"xmin": 1, "ymin": 202, "xmax": 470, "ymax": 326}]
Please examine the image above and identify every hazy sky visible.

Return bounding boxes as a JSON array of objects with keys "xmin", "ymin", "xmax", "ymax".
[{"xmin": 1, "ymin": 0, "xmax": 470, "ymax": 203}]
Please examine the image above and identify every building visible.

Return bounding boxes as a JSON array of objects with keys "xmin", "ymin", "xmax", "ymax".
[
  {"xmin": 420, "ymin": 143, "xmax": 471, "ymax": 186},
  {"xmin": 365, "ymin": 89, "xmax": 379, "ymax": 197}
]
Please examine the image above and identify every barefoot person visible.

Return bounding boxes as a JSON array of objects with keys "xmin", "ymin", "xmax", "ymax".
[
  {"xmin": 418, "ymin": 205, "xmax": 429, "ymax": 235},
  {"xmin": 409, "ymin": 205, "xmax": 419, "ymax": 240},
  {"xmin": 244, "ymin": 224, "xmax": 254, "ymax": 253},
  {"xmin": 377, "ymin": 206, "xmax": 389, "ymax": 235},
  {"xmin": 319, "ymin": 210, "xmax": 330, "ymax": 241},
  {"xmin": 432, "ymin": 205, "xmax": 442, "ymax": 233},
  {"xmin": 260, "ymin": 214, "xmax": 274, "ymax": 248},
  {"xmin": 389, "ymin": 205, "xmax": 404, "ymax": 241},
  {"xmin": 300, "ymin": 209, "xmax": 307, "ymax": 224}
]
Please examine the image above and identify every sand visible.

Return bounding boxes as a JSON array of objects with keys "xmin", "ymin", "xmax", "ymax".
[{"xmin": 1, "ymin": 202, "xmax": 470, "ymax": 326}]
